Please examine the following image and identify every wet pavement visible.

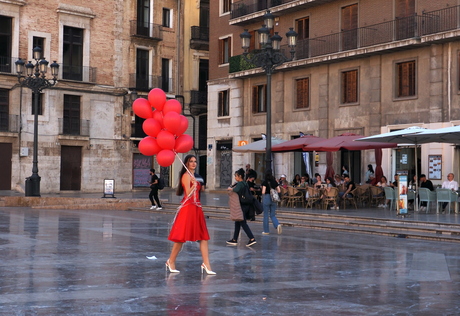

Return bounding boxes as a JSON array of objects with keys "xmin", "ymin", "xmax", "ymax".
[{"xmin": 0, "ymin": 199, "xmax": 460, "ymax": 315}]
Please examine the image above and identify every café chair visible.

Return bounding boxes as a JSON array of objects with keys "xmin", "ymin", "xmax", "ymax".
[
  {"xmin": 369, "ymin": 186, "xmax": 385, "ymax": 207},
  {"xmin": 436, "ymin": 188, "xmax": 458, "ymax": 214},
  {"xmin": 306, "ymin": 187, "xmax": 321, "ymax": 209},
  {"xmin": 354, "ymin": 185, "xmax": 370, "ymax": 207},
  {"xmin": 383, "ymin": 187, "xmax": 396, "ymax": 211},
  {"xmin": 322, "ymin": 187, "xmax": 339, "ymax": 210},
  {"xmin": 286, "ymin": 187, "xmax": 305, "ymax": 208},
  {"xmin": 342, "ymin": 188, "xmax": 358, "ymax": 209},
  {"xmin": 418, "ymin": 187, "xmax": 436, "ymax": 213}
]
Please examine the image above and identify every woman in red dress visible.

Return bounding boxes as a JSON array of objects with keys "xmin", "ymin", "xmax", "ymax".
[{"xmin": 166, "ymin": 154, "xmax": 215, "ymax": 275}]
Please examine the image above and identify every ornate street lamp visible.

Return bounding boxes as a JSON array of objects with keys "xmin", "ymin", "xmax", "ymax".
[
  {"xmin": 240, "ymin": 11, "xmax": 297, "ymax": 172},
  {"xmin": 15, "ymin": 47, "xmax": 59, "ymax": 197}
]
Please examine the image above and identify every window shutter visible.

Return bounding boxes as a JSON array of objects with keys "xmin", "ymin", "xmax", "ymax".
[{"xmin": 252, "ymin": 86, "xmax": 258, "ymax": 113}]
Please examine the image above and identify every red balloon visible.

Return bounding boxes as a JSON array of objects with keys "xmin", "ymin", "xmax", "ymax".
[
  {"xmin": 174, "ymin": 134, "xmax": 194, "ymax": 153},
  {"xmin": 138, "ymin": 137, "xmax": 161, "ymax": 156},
  {"xmin": 152, "ymin": 110, "xmax": 164, "ymax": 128},
  {"xmin": 156, "ymin": 130, "xmax": 175, "ymax": 150},
  {"xmin": 132, "ymin": 98, "xmax": 153, "ymax": 119},
  {"xmin": 163, "ymin": 99, "xmax": 182, "ymax": 115},
  {"xmin": 163, "ymin": 112, "xmax": 181, "ymax": 135},
  {"xmin": 157, "ymin": 149, "xmax": 175, "ymax": 167},
  {"xmin": 176, "ymin": 115, "xmax": 189, "ymax": 136},
  {"xmin": 148, "ymin": 88, "xmax": 166, "ymax": 110},
  {"xmin": 142, "ymin": 118, "xmax": 162, "ymax": 137}
]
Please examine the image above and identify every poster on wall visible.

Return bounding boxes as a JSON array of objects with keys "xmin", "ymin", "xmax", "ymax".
[
  {"xmin": 398, "ymin": 175, "xmax": 408, "ymax": 215},
  {"xmin": 133, "ymin": 154, "xmax": 152, "ymax": 188},
  {"xmin": 428, "ymin": 155, "xmax": 442, "ymax": 180}
]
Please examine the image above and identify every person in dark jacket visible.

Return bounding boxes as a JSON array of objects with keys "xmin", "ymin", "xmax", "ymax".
[{"xmin": 226, "ymin": 168, "xmax": 256, "ymax": 247}]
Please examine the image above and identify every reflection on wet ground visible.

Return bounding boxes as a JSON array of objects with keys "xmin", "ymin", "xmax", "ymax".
[{"xmin": 0, "ymin": 206, "xmax": 459, "ymax": 315}]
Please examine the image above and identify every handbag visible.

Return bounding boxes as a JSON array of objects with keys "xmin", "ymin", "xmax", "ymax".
[
  {"xmin": 269, "ymin": 183, "xmax": 281, "ymax": 202},
  {"xmin": 253, "ymin": 198, "xmax": 263, "ymax": 215}
]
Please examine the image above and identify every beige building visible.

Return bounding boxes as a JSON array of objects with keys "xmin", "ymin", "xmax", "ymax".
[
  {"xmin": 207, "ymin": 0, "xmax": 460, "ymax": 189},
  {"xmin": 0, "ymin": 0, "xmax": 206, "ymax": 193}
]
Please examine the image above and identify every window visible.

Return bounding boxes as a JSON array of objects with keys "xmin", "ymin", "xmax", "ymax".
[
  {"xmin": 0, "ymin": 89, "xmax": 8, "ymax": 131},
  {"xmin": 221, "ymin": 0, "xmax": 231, "ymax": 14},
  {"xmin": 136, "ymin": 48, "xmax": 149, "ymax": 90},
  {"xmin": 296, "ymin": 17, "xmax": 310, "ymax": 40},
  {"xmin": 396, "ymin": 60, "xmax": 416, "ymax": 97},
  {"xmin": 198, "ymin": 115, "xmax": 207, "ymax": 150},
  {"xmin": 31, "ymin": 93, "xmax": 43, "ymax": 115},
  {"xmin": 162, "ymin": 8, "xmax": 171, "ymax": 28},
  {"xmin": 341, "ymin": 69, "xmax": 358, "ymax": 104},
  {"xmin": 296, "ymin": 78, "xmax": 309, "ymax": 109},
  {"xmin": 137, "ymin": 0, "xmax": 150, "ymax": 36},
  {"xmin": 219, "ymin": 37, "xmax": 231, "ymax": 64},
  {"xmin": 218, "ymin": 90, "xmax": 229, "ymax": 117},
  {"xmin": 161, "ymin": 58, "xmax": 171, "ymax": 92},
  {"xmin": 32, "ymin": 37, "xmax": 45, "ymax": 56},
  {"xmin": 0, "ymin": 15, "xmax": 12, "ymax": 73},
  {"xmin": 63, "ymin": 94, "xmax": 81, "ymax": 135},
  {"xmin": 63, "ymin": 26, "xmax": 83, "ymax": 81},
  {"xmin": 252, "ymin": 84, "xmax": 267, "ymax": 113}
]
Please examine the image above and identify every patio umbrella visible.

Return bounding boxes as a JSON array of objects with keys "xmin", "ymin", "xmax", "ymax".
[
  {"xmin": 356, "ymin": 126, "xmax": 434, "ymax": 212},
  {"xmin": 409, "ymin": 125, "xmax": 460, "ymax": 144},
  {"xmin": 271, "ymin": 135, "xmax": 326, "ymax": 152},
  {"xmin": 304, "ymin": 133, "xmax": 397, "ymax": 182},
  {"xmin": 232, "ymin": 137, "xmax": 286, "ymax": 153}
]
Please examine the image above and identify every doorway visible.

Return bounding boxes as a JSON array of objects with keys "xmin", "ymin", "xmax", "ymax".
[
  {"xmin": 60, "ymin": 146, "xmax": 82, "ymax": 190},
  {"xmin": 0, "ymin": 143, "xmax": 12, "ymax": 190},
  {"xmin": 341, "ymin": 150, "xmax": 361, "ymax": 183}
]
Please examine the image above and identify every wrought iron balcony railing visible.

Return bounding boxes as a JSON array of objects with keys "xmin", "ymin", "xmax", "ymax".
[
  {"xmin": 230, "ymin": 5, "xmax": 460, "ymax": 73},
  {"xmin": 129, "ymin": 74, "xmax": 173, "ymax": 92},
  {"xmin": 231, "ymin": 0, "xmax": 288, "ymax": 19},
  {"xmin": 190, "ymin": 90, "xmax": 208, "ymax": 105},
  {"xmin": 0, "ymin": 114, "xmax": 19, "ymax": 133},
  {"xmin": 58, "ymin": 118, "xmax": 90, "ymax": 136},
  {"xmin": 190, "ymin": 26, "xmax": 209, "ymax": 50},
  {"xmin": 130, "ymin": 20, "xmax": 163, "ymax": 41}
]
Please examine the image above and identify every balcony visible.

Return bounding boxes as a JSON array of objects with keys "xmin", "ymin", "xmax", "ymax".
[
  {"xmin": 129, "ymin": 74, "xmax": 173, "ymax": 93},
  {"xmin": 58, "ymin": 118, "xmax": 90, "ymax": 137},
  {"xmin": 189, "ymin": 90, "xmax": 207, "ymax": 115},
  {"xmin": 0, "ymin": 56, "xmax": 15, "ymax": 74},
  {"xmin": 61, "ymin": 64, "xmax": 97, "ymax": 83},
  {"xmin": 230, "ymin": 6, "xmax": 460, "ymax": 73},
  {"xmin": 130, "ymin": 20, "xmax": 163, "ymax": 41},
  {"xmin": 190, "ymin": 26, "xmax": 209, "ymax": 50},
  {"xmin": 0, "ymin": 114, "xmax": 19, "ymax": 133}
]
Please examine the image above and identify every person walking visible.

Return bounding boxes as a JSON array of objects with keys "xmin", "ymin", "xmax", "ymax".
[
  {"xmin": 226, "ymin": 168, "xmax": 257, "ymax": 247},
  {"xmin": 261, "ymin": 169, "xmax": 282, "ymax": 235},
  {"xmin": 148, "ymin": 169, "xmax": 162, "ymax": 210},
  {"xmin": 166, "ymin": 155, "xmax": 215, "ymax": 275}
]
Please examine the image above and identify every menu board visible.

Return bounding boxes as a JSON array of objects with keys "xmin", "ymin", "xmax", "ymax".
[{"xmin": 428, "ymin": 155, "xmax": 442, "ymax": 180}]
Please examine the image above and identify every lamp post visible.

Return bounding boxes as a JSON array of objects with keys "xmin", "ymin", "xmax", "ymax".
[
  {"xmin": 240, "ymin": 11, "xmax": 297, "ymax": 172},
  {"xmin": 15, "ymin": 47, "xmax": 59, "ymax": 197}
]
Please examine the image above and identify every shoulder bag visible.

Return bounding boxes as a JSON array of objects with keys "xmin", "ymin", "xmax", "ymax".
[
  {"xmin": 239, "ymin": 182, "xmax": 254, "ymax": 205},
  {"xmin": 269, "ymin": 182, "xmax": 280, "ymax": 202}
]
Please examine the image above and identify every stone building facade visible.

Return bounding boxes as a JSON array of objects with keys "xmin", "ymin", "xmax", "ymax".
[
  {"xmin": 0, "ymin": 0, "xmax": 197, "ymax": 193},
  {"xmin": 207, "ymin": 0, "xmax": 460, "ymax": 189}
]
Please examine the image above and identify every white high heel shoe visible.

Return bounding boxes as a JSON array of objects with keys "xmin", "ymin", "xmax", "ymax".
[
  {"xmin": 201, "ymin": 263, "xmax": 216, "ymax": 275},
  {"xmin": 165, "ymin": 260, "xmax": 180, "ymax": 273}
]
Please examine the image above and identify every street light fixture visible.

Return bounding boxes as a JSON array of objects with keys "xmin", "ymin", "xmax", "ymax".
[
  {"xmin": 240, "ymin": 11, "xmax": 297, "ymax": 172},
  {"xmin": 15, "ymin": 47, "xmax": 59, "ymax": 197}
]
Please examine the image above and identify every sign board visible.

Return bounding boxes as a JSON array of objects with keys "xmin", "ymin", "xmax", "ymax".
[
  {"xmin": 238, "ymin": 140, "xmax": 248, "ymax": 146},
  {"xmin": 398, "ymin": 175, "xmax": 408, "ymax": 215},
  {"xmin": 428, "ymin": 155, "xmax": 442, "ymax": 180},
  {"xmin": 103, "ymin": 179, "xmax": 116, "ymax": 198}
]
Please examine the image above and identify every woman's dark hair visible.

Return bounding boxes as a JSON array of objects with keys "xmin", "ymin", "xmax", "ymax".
[
  {"xmin": 381, "ymin": 175, "xmax": 387, "ymax": 182},
  {"xmin": 176, "ymin": 154, "xmax": 197, "ymax": 196},
  {"xmin": 326, "ymin": 177, "xmax": 336, "ymax": 187},
  {"xmin": 265, "ymin": 169, "xmax": 274, "ymax": 181},
  {"xmin": 368, "ymin": 164, "xmax": 375, "ymax": 173},
  {"xmin": 235, "ymin": 168, "xmax": 245, "ymax": 178}
]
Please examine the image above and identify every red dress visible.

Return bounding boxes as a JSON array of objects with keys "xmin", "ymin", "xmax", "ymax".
[{"xmin": 168, "ymin": 182, "xmax": 210, "ymax": 243}]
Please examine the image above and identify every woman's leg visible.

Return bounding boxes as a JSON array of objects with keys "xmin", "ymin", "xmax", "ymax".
[
  {"xmin": 199, "ymin": 240, "xmax": 212, "ymax": 270},
  {"xmin": 270, "ymin": 201, "xmax": 280, "ymax": 228},
  {"xmin": 167, "ymin": 242, "xmax": 183, "ymax": 270},
  {"xmin": 240, "ymin": 219, "xmax": 255, "ymax": 240},
  {"xmin": 262, "ymin": 195, "xmax": 270, "ymax": 233},
  {"xmin": 232, "ymin": 221, "xmax": 241, "ymax": 241}
]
